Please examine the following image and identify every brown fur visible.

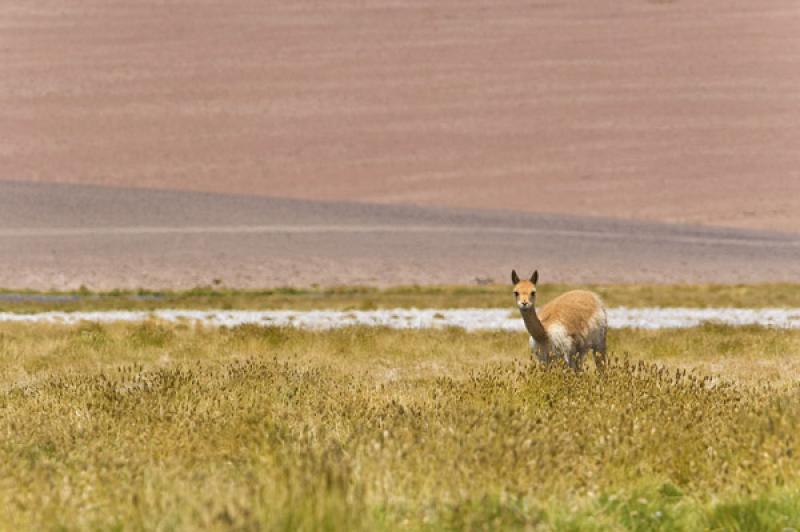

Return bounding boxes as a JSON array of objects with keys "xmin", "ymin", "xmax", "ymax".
[
  {"xmin": 538, "ymin": 290, "xmax": 603, "ymax": 337},
  {"xmin": 513, "ymin": 280, "xmax": 536, "ymax": 306}
]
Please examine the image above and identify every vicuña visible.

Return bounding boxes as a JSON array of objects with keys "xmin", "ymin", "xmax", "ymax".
[{"xmin": 511, "ymin": 270, "xmax": 607, "ymax": 370}]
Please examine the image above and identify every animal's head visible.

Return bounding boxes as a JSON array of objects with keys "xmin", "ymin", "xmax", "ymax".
[{"xmin": 511, "ymin": 269, "xmax": 538, "ymax": 310}]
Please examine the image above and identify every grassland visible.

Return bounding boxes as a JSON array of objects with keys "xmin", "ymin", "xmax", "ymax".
[
  {"xmin": 1, "ymin": 321, "xmax": 799, "ymax": 530},
  {"xmin": 2, "ymin": 283, "xmax": 800, "ymax": 313}
]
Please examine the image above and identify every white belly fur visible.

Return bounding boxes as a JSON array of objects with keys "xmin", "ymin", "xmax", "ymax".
[{"xmin": 530, "ymin": 306, "xmax": 607, "ymax": 366}]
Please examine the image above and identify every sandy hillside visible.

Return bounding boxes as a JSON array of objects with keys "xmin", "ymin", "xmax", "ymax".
[
  {"xmin": 2, "ymin": 1, "xmax": 799, "ymax": 232},
  {"xmin": 1, "ymin": 181, "xmax": 798, "ymax": 290}
]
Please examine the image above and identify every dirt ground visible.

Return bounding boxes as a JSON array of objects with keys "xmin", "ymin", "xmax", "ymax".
[
  {"xmin": 0, "ymin": 181, "xmax": 797, "ymax": 290},
  {"xmin": 2, "ymin": 0, "xmax": 800, "ymax": 233},
  {"xmin": 2, "ymin": 1, "xmax": 799, "ymax": 289}
]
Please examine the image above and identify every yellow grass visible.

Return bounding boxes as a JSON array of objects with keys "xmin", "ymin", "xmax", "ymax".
[
  {"xmin": 1, "ymin": 322, "xmax": 799, "ymax": 530},
  {"xmin": 2, "ymin": 283, "xmax": 800, "ymax": 313}
]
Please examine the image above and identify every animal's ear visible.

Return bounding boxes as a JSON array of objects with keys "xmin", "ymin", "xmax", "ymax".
[
  {"xmin": 511, "ymin": 270, "xmax": 520, "ymax": 285},
  {"xmin": 530, "ymin": 270, "xmax": 538, "ymax": 284}
]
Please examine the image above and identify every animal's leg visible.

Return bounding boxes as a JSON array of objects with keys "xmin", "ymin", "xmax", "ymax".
[
  {"xmin": 577, "ymin": 350, "xmax": 591, "ymax": 372},
  {"xmin": 531, "ymin": 337, "xmax": 551, "ymax": 366},
  {"xmin": 592, "ymin": 348, "xmax": 607, "ymax": 371},
  {"xmin": 593, "ymin": 330, "xmax": 608, "ymax": 370},
  {"xmin": 564, "ymin": 351, "xmax": 581, "ymax": 371},
  {"xmin": 535, "ymin": 350, "xmax": 551, "ymax": 366},
  {"xmin": 592, "ymin": 350, "xmax": 608, "ymax": 371}
]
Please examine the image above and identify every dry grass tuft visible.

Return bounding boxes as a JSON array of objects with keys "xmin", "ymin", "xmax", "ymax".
[
  {"xmin": 3, "ymin": 283, "xmax": 800, "ymax": 313},
  {"xmin": 1, "ymin": 323, "xmax": 799, "ymax": 529}
]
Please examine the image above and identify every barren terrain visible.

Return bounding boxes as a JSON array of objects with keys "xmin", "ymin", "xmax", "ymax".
[
  {"xmin": 1, "ymin": 181, "xmax": 799, "ymax": 289},
  {"xmin": 2, "ymin": 0, "xmax": 800, "ymax": 232}
]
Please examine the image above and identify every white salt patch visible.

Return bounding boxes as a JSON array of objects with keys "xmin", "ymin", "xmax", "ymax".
[{"xmin": 1, "ymin": 308, "xmax": 800, "ymax": 330}]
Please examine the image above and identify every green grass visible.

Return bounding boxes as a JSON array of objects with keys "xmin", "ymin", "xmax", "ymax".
[
  {"xmin": 1, "ymin": 322, "xmax": 800, "ymax": 530},
  {"xmin": 2, "ymin": 283, "xmax": 800, "ymax": 313}
]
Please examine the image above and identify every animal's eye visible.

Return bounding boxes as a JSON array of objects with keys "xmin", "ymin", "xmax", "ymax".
[{"xmin": 513, "ymin": 291, "xmax": 519, "ymax": 297}]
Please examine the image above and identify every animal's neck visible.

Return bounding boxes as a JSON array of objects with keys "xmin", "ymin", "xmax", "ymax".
[{"xmin": 520, "ymin": 307, "xmax": 548, "ymax": 342}]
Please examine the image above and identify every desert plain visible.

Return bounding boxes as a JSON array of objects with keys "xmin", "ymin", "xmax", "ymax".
[{"xmin": 2, "ymin": 0, "xmax": 800, "ymax": 289}]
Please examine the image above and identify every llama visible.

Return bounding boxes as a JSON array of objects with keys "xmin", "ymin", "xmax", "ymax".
[{"xmin": 512, "ymin": 270, "xmax": 607, "ymax": 370}]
